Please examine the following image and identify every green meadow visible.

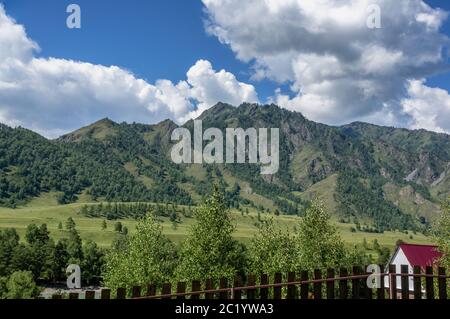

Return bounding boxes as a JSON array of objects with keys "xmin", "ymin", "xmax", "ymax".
[{"xmin": 0, "ymin": 192, "xmax": 434, "ymax": 252}]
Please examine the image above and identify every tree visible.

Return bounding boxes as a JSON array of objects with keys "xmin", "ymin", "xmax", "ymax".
[
  {"xmin": 377, "ymin": 246, "xmax": 391, "ymax": 265},
  {"xmin": 433, "ymin": 199, "xmax": 450, "ymax": 268},
  {"xmin": 25, "ymin": 224, "xmax": 54, "ymax": 280},
  {"xmin": 114, "ymin": 222, "xmax": 123, "ymax": 233},
  {"xmin": 58, "ymin": 222, "xmax": 63, "ymax": 230},
  {"xmin": 66, "ymin": 229, "xmax": 83, "ymax": 263},
  {"xmin": 372, "ymin": 239, "xmax": 380, "ymax": 251},
  {"xmin": 296, "ymin": 199, "xmax": 347, "ymax": 270},
  {"xmin": 81, "ymin": 240, "xmax": 104, "ymax": 285},
  {"xmin": 0, "ymin": 276, "xmax": 7, "ymax": 299},
  {"xmin": 176, "ymin": 186, "xmax": 245, "ymax": 282},
  {"xmin": 0, "ymin": 229, "xmax": 20, "ymax": 277},
  {"xmin": 51, "ymin": 240, "xmax": 69, "ymax": 282},
  {"xmin": 362, "ymin": 238, "xmax": 368, "ymax": 250},
  {"xmin": 5, "ymin": 271, "xmax": 40, "ymax": 299},
  {"xmin": 25, "ymin": 224, "xmax": 49, "ymax": 245},
  {"xmin": 248, "ymin": 218, "xmax": 296, "ymax": 275},
  {"xmin": 65, "ymin": 217, "xmax": 76, "ymax": 231},
  {"xmin": 103, "ymin": 215, "xmax": 177, "ymax": 292}
]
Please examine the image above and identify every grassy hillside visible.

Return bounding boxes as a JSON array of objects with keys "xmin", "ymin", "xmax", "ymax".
[{"xmin": 0, "ymin": 193, "xmax": 433, "ymax": 251}]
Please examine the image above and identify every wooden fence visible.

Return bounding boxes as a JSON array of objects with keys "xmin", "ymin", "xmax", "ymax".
[{"xmin": 52, "ymin": 265, "xmax": 448, "ymax": 300}]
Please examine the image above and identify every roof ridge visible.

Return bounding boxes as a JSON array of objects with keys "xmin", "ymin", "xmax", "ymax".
[{"xmin": 400, "ymin": 243, "xmax": 438, "ymax": 247}]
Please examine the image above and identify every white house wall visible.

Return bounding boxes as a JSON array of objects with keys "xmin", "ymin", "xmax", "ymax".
[{"xmin": 385, "ymin": 248, "xmax": 415, "ymax": 291}]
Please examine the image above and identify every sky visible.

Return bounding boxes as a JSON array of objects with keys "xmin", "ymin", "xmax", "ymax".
[{"xmin": 0, "ymin": 0, "xmax": 450, "ymax": 138}]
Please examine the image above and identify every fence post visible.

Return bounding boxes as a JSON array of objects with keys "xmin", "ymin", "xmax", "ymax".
[
  {"xmin": 425, "ymin": 266, "xmax": 434, "ymax": 300},
  {"xmin": 313, "ymin": 269, "xmax": 322, "ymax": 300},
  {"xmin": 377, "ymin": 264, "xmax": 385, "ymax": 300},
  {"xmin": 286, "ymin": 272, "xmax": 296, "ymax": 299},
  {"xmin": 191, "ymin": 280, "xmax": 201, "ymax": 300},
  {"xmin": 247, "ymin": 274, "xmax": 256, "ymax": 300},
  {"xmin": 146, "ymin": 284, "xmax": 156, "ymax": 297},
  {"xmin": 273, "ymin": 273, "xmax": 282, "ymax": 299},
  {"xmin": 300, "ymin": 271, "xmax": 309, "ymax": 299},
  {"xmin": 101, "ymin": 289, "xmax": 111, "ymax": 300},
  {"xmin": 327, "ymin": 269, "xmax": 335, "ymax": 300},
  {"xmin": 389, "ymin": 264, "xmax": 397, "ymax": 300},
  {"xmin": 177, "ymin": 282, "xmax": 186, "ymax": 300},
  {"xmin": 352, "ymin": 266, "xmax": 360, "ymax": 299},
  {"xmin": 339, "ymin": 268, "xmax": 348, "ymax": 299},
  {"xmin": 219, "ymin": 278, "xmax": 228, "ymax": 299},
  {"xmin": 205, "ymin": 279, "xmax": 214, "ymax": 299},
  {"xmin": 132, "ymin": 286, "xmax": 141, "ymax": 298},
  {"xmin": 400, "ymin": 265, "xmax": 409, "ymax": 300},
  {"xmin": 438, "ymin": 267, "xmax": 447, "ymax": 300},
  {"xmin": 162, "ymin": 283, "xmax": 172, "ymax": 299},
  {"xmin": 116, "ymin": 288, "xmax": 126, "ymax": 299},
  {"xmin": 233, "ymin": 276, "xmax": 242, "ymax": 300},
  {"xmin": 260, "ymin": 274, "xmax": 269, "ymax": 300},
  {"xmin": 413, "ymin": 266, "xmax": 422, "ymax": 300},
  {"xmin": 85, "ymin": 290, "xmax": 96, "ymax": 300}
]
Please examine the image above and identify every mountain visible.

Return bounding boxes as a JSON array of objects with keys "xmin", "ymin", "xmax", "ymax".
[{"xmin": 1, "ymin": 103, "xmax": 449, "ymax": 232}]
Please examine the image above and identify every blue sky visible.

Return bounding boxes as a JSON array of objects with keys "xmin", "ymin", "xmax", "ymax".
[
  {"xmin": 1, "ymin": 0, "xmax": 450, "ymax": 137},
  {"xmin": 2, "ymin": 0, "xmax": 279, "ymax": 100}
]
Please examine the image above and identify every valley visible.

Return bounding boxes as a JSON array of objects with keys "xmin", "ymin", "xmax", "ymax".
[{"xmin": 0, "ymin": 192, "xmax": 433, "ymax": 253}]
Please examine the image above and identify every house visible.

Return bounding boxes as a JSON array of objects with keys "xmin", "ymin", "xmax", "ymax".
[{"xmin": 385, "ymin": 243, "xmax": 443, "ymax": 291}]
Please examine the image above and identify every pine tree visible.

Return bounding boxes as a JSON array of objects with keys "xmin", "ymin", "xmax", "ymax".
[{"xmin": 65, "ymin": 217, "xmax": 76, "ymax": 231}]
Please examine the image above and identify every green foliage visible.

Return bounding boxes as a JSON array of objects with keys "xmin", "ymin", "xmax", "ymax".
[
  {"xmin": 81, "ymin": 240, "xmax": 104, "ymax": 285},
  {"xmin": 433, "ymin": 199, "xmax": 450, "ymax": 268},
  {"xmin": 114, "ymin": 222, "xmax": 123, "ymax": 233},
  {"xmin": 66, "ymin": 229, "xmax": 83, "ymax": 264},
  {"xmin": 0, "ymin": 228, "xmax": 20, "ymax": 277},
  {"xmin": 65, "ymin": 217, "xmax": 76, "ymax": 231},
  {"xmin": 336, "ymin": 172, "xmax": 417, "ymax": 232},
  {"xmin": 376, "ymin": 246, "xmax": 392, "ymax": 265},
  {"xmin": 176, "ymin": 186, "xmax": 246, "ymax": 282},
  {"xmin": 102, "ymin": 215, "xmax": 177, "ymax": 292},
  {"xmin": 248, "ymin": 218, "xmax": 297, "ymax": 275},
  {"xmin": 51, "ymin": 240, "xmax": 69, "ymax": 281},
  {"xmin": 296, "ymin": 200, "xmax": 347, "ymax": 270},
  {"xmin": 4, "ymin": 271, "xmax": 40, "ymax": 299}
]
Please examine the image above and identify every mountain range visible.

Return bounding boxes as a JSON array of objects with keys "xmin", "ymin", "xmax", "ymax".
[{"xmin": 1, "ymin": 103, "xmax": 449, "ymax": 232}]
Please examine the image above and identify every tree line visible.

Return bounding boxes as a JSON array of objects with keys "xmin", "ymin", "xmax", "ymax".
[{"xmin": 0, "ymin": 218, "xmax": 104, "ymax": 299}]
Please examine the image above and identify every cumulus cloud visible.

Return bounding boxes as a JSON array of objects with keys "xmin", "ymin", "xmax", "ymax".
[
  {"xmin": 203, "ymin": 0, "xmax": 450, "ymax": 130},
  {"xmin": 0, "ymin": 6, "xmax": 258, "ymax": 138},
  {"xmin": 402, "ymin": 80, "xmax": 450, "ymax": 133}
]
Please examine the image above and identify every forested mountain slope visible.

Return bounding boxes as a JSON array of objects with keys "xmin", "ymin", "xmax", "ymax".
[{"xmin": 1, "ymin": 103, "xmax": 449, "ymax": 232}]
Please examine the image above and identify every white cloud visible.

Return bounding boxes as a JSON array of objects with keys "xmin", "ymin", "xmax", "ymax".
[
  {"xmin": 402, "ymin": 80, "xmax": 450, "ymax": 133},
  {"xmin": 203, "ymin": 0, "xmax": 450, "ymax": 130},
  {"xmin": 0, "ymin": 6, "xmax": 258, "ymax": 138},
  {"xmin": 182, "ymin": 59, "xmax": 258, "ymax": 122}
]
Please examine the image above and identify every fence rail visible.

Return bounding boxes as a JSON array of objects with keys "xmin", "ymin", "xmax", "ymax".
[{"xmin": 52, "ymin": 265, "xmax": 449, "ymax": 300}]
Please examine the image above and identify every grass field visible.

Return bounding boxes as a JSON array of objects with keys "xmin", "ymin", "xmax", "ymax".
[{"xmin": 0, "ymin": 193, "xmax": 434, "ymax": 253}]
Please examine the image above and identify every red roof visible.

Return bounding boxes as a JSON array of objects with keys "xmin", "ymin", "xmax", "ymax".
[{"xmin": 399, "ymin": 244, "xmax": 443, "ymax": 268}]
